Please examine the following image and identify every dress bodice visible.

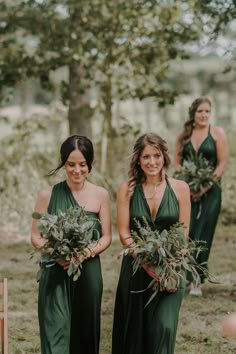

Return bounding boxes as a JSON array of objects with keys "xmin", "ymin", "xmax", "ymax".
[
  {"xmin": 182, "ymin": 127, "xmax": 217, "ymax": 168},
  {"xmin": 130, "ymin": 178, "xmax": 179, "ymax": 234},
  {"xmin": 48, "ymin": 180, "xmax": 101, "ymax": 234}
]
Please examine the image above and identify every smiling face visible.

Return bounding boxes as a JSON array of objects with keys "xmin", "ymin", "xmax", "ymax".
[
  {"xmin": 194, "ymin": 102, "xmax": 211, "ymax": 128},
  {"xmin": 65, "ymin": 149, "xmax": 89, "ymax": 186},
  {"xmin": 139, "ymin": 144, "xmax": 164, "ymax": 178}
]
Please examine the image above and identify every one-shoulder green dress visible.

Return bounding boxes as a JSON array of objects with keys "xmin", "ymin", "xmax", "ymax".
[
  {"xmin": 182, "ymin": 126, "xmax": 221, "ymax": 283},
  {"xmin": 38, "ymin": 181, "xmax": 103, "ymax": 354},
  {"xmin": 112, "ymin": 178, "xmax": 185, "ymax": 354}
]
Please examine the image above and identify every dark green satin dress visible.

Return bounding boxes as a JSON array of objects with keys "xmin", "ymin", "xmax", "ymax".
[
  {"xmin": 112, "ymin": 179, "xmax": 185, "ymax": 354},
  {"xmin": 38, "ymin": 181, "xmax": 103, "ymax": 354},
  {"xmin": 182, "ymin": 127, "xmax": 221, "ymax": 283}
]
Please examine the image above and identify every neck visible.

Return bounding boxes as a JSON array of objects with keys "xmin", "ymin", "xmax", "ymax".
[
  {"xmin": 67, "ymin": 180, "xmax": 86, "ymax": 192},
  {"xmin": 144, "ymin": 176, "xmax": 163, "ymax": 186},
  {"xmin": 194, "ymin": 123, "xmax": 209, "ymax": 131}
]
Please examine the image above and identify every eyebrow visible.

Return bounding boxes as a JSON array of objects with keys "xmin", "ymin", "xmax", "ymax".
[{"xmin": 67, "ymin": 160, "xmax": 87, "ymax": 163}]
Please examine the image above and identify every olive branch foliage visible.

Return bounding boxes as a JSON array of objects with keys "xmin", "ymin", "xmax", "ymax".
[
  {"xmin": 173, "ymin": 152, "xmax": 217, "ymax": 193},
  {"xmin": 122, "ymin": 218, "xmax": 217, "ymax": 307},
  {"xmin": 32, "ymin": 206, "xmax": 100, "ymax": 281}
]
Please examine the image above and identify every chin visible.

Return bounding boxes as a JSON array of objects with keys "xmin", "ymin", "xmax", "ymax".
[{"xmin": 146, "ymin": 172, "xmax": 160, "ymax": 177}]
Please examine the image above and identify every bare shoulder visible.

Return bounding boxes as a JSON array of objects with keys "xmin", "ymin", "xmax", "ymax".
[
  {"xmin": 34, "ymin": 186, "xmax": 52, "ymax": 212},
  {"xmin": 168, "ymin": 177, "xmax": 190, "ymax": 194},
  {"xmin": 89, "ymin": 182, "xmax": 109, "ymax": 200},
  {"xmin": 211, "ymin": 125, "xmax": 227, "ymax": 141},
  {"xmin": 38, "ymin": 186, "xmax": 52, "ymax": 202},
  {"xmin": 117, "ymin": 181, "xmax": 129, "ymax": 202},
  {"xmin": 176, "ymin": 129, "xmax": 185, "ymax": 141},
  {"xmin": 118, "ymin": 180, "xmax": 129, "ymax": 193}
]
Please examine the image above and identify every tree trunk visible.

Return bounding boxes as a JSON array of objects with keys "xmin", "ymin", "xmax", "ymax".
[
  {"xmin": 68, "ymin": 62, "xmax": 93, "ymax": 137},
  {"xmin": 100, "ymin": 76, "xmax": 113, "ymax": 174}
]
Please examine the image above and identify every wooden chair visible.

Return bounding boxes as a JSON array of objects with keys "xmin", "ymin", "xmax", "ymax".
[{"xmin": 0, "ymin": 279, "xmax": 8, "ymax": 354}]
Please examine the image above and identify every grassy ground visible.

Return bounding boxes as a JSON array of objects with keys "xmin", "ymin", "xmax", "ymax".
[{"xmin": 1, "ymin": 220, "xmax": 236, "ymax": 354}]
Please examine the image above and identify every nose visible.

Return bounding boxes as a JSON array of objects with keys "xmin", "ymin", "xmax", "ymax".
[
  {"xmin": 74, "ymin": 165, "xmax": 81, "ymax": 173},
  {"xmin": 149, "ymin": 156, "xmax": 155, "ymax": 164}
]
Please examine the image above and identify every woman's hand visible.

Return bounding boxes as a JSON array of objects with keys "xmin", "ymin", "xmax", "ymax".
[
  {"xmin": 142, "ymin": 264, "xmax": 159, "ymax": 280},
  {"xmin": 77, "ymin": 248, "xmax": 92, "ymax": 264},
  {"xmin": 165, "ymin": 286, "xmax": 177, "ymax": 293},
  {"xmin": 56, "ymin": 259, "xmax": 70, "ymax": 270},
  {"xmin": 191, "ymin": 184, "xmax": 212, "ymax": 202},
  {"xmin": 143, "ymin": 264, "xmax": 178, "ymax": 293},
  {"xmin": 56, "ymin": 248, "xmax": 92, "ymax": 270},
  {"xmin": 191, "ymin": 191, "xmax": 201, "ymax": 202}
]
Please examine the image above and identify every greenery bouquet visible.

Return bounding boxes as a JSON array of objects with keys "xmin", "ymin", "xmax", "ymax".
[
  {"xmin": 173, "ymin": 152, "xmax": 216, "ymax": 194},
  {"xmin": 122, "ymin": 218, "xmax": 216, "ymax": 306},
  {"xmin": 32, "ymin": 206, "xmax": 99, "ymax": 281}
]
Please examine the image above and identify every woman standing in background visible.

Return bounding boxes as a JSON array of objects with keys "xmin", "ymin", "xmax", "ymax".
[{"xmin": 174, "ymin": 97, "xmax": 228, "ymax": 296}]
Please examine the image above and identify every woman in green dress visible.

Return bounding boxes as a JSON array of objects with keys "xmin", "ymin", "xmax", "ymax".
[
  {"xmin": 174, "ymin": 97, "xmax": 228, "ymax": 296},
  {"xmin": 112, "ymin": 133, "xmax": 191, "ymax": 354},
  {"xmin": 31, "ymin": 135, "xmax": 112, "ymax": 354}
]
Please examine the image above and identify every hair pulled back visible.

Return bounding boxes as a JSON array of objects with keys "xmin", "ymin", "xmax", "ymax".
[{"xmin": 48, "ymin": 135, "xmax": 94, "ymax": 176}]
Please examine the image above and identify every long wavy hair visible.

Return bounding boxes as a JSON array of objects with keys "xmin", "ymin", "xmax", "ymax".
[
  {"xmin": 128, "ymin": 133, "xmax": 171, "ymax": 196},
  {"xmin": 48, "ymin": 134, "xmax": 94, "ymax": 176},
  {"xmin": 178, "ymin": 97, "xmax": 211, "ymax": 154}
]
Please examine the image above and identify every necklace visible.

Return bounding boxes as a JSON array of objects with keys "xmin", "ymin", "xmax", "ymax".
[{"xmin": 143, "ymin": 180, "xmax": 163, "ymax": 200}]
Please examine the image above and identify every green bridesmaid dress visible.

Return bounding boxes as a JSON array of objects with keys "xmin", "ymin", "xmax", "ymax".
[
  {"xmin": 182, "ymin": 126, "xmax": 221, "ymax": 283},
  {"xmin": 38, "ymin": 181, "xmax": 103, "ymax": 354},
  {"xmin": 112, "ymin": 178, "xmax": 185, "ymax": 354}
]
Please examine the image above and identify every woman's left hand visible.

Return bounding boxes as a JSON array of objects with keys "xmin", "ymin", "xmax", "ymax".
[
  {"xmin": 165, "ymin": 286, "xmax": 177, "ymax": 293},
  {"xmin": 143, "ymin": 264, "xmax": 160, "ymax": 280},
  {"xmin": 77, "ymin": 248, "xmax": 92, "ymax": 264},
  {"xmin": 191, "ymin": 185, "xmax": 211, "ymax": 202},
  {"xmin": 56, "ymin": 259, "xmax": 70, "ymax": 270}
]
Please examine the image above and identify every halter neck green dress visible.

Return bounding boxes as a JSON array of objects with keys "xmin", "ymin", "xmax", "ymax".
[
  {"xmin": 38, "ymin": 181, "xmax": 102, "ymax": 354},
  {"xmin": 182, "ymin": 126, "xmax": 221, "ymax": 283},
  {"xmin": 112, "ymin": 178, "xmax": 185, "ymax": 354}
]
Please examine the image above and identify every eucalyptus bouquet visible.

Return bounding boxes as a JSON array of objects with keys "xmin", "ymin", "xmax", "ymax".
[
  {"xmin": 173, "ymin": 152, "xmax": 216, "ymax": 194},
  {"xmin": 32, "ymin": 206, "xmax": 99, "ymax": 281},
  {"xmin": 122, "ymin": 218, "xmax": 216, "ymax": 306}
]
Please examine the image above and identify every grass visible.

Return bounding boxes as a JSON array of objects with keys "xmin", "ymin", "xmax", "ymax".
[{"xmin": 1, "ymin": 221, "xmax": 236, "ymax": 353}]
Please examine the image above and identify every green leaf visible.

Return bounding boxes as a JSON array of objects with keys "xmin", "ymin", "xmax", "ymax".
[{"xmin": 32, "ymin": 212, "xmax": 43, "ymax": 219}]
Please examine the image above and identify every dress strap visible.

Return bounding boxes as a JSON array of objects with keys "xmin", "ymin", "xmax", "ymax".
[
  {"xmin": 208, "ymin": 124, "xmax": 211, "ymax": 133},
  {"xmin": 165, "ymin": 174, "xmax": 170, "ymax": 186}
]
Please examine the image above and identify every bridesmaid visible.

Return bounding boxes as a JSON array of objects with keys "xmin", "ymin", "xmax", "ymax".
[
  {"xmin": 31, "ymin": 135, "xmax": 112, "ymax": 354},
  {"xmin": 174, "ymin": 97, "xmax": 228, "ymax": 296},
  {"xmin": 112, "ymin": 133, "xmax": 190, "ymax": 354}
]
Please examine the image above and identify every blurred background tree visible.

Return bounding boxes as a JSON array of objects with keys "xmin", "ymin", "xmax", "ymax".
[
  {"xmin": 0, "ymin": 0, "xmax": 211, "ymax": 171},
  {"xmin": 0, "ymin": 0, "xmax": 235, "ymax": 235}
]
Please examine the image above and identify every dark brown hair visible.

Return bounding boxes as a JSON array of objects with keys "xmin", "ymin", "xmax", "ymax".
[
  {"xmin": 178, "ymin": 97, "xmax": 211, "ymax": 152},
  {"xmin": 48, "ymin": 135, "xmax": 94, "ymax": 176}
]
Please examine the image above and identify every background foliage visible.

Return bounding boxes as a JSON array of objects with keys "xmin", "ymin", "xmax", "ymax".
[
  {"xmin": 1, "ymin": 0, "xmax": 235, "ymax": 174},
  {"xmin": 1, "ymin": 0, "xmax": 235, "ymax": 234}
]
